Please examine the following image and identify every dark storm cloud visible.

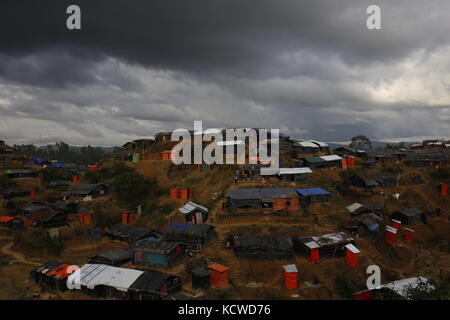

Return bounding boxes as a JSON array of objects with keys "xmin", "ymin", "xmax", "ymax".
[{"xmin": 0, "ymin": 0, "xmax": 449, "ymax": 145}]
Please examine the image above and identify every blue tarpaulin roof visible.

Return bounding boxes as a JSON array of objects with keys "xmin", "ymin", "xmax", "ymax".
[
  {"xmin": 49, "ymin": 163, "xmax": 64, "ymax": 168},
  {"xmin": 296, "ymin": 188, "xmax": 331, "ymax": 197}
]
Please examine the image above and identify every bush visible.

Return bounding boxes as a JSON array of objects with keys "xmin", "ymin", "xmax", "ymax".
[
  {"xmin": 0, "ymin": 175, "xmax": 15, "ymax": 193},
  {"xmin": 430, "ymin": 167, "xmax": 450, "ymax": 181},
  {"xmin": 113, "ymin": 171, "xmax": 160, "ymax": 208},
  {"xmin": 335, "ymin": 273, "xmax": 358, "ymax": 299}
]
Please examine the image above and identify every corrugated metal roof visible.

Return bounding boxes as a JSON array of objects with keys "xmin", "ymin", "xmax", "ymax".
[
  {"xmin": 296, "ymin": 188, "xmax": 331, "ymax": 197},
  {"xmin": 178, "ymin": 201, "xmax": 208, "ymax": 215},
  {"xmin": 296, "ymin": 141, "xmax": 318, "ymax": 148}
]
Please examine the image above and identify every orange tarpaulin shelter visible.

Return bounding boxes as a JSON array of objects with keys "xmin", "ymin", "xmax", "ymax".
[
  {"xmin": 440, "ymin": 183, "xmax": 448, "ymax": 195},
  {"xmin": 170, "ymin": 188, "xmax": 192, "ymax": 199},
  {"xmin": 283, "ymin": 264, "xmax": 299, "ymax": 289},
  {"xmin": 385, "ymin": 226, "xmax": 397, "ymax": 245},
  {"xmin": 29, "ymin": 190, "xmax": 36, "ymax": 197},
  {"xmin": 341, "ymin": 159, "xmax": 348, "ymax": 170},
  {"xmin": 346, "ymin": 157, "xmax": 355, "ymax": 168},
  {"xmin": 79, "ymin": 213, "xmax": 91, "ymax": 225},
  {"xmin": 162, "ymin": 150, "xmax": 173, "ymax": 160},
  {"xmin": 121, "ymin": 212, "xmax": 137, "ymax": 225},
  {"xmin": 0, "ymin": 216, "xmax": 15, "ymax": 223},
  {"xmin": 208, "ymin": 263, "xmax": 229, "ymax": 288},
  {"xmin": 345, "ymin": 244, "xmax": 360, "ymax": 267},
  {"xmin": 72, "ymin": 176, "xmax": 79, "ymax": 184}
]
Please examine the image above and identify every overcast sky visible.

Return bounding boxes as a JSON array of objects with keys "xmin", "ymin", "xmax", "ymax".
[{"xmin": 0, "ymin": 0, "xmax": 449, "ymax": 146}]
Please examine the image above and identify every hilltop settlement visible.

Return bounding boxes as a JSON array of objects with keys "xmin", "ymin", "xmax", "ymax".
[{"xmin": 0, "ymin": 133, "xmax": 449, "ymax": 300}]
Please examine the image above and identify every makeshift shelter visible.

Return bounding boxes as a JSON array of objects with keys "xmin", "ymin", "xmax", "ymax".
[
  {"xmin": 208, "ymin": 263, "xmax": 229, "ymax": 288},
  {"xmin": 403, "ymin": 228, "xmax": 415, "ymax": 243},
  {"xmin": 22, "ymin": 203, "xmax": 68, "ymax": 228},
  {"xmin": 345, "ymin": 244, "xmax": 360, "ymax": 267},
  {"xmin": 296, "ymin": 188, "xmax": 331, "ymax": 206},
  {"xmin": 161, "ymin": 150, "xmax": 173, "ymax": 160},
  {"xmin": 293, "ymin": 140, "xmax": 320, "ymax": 154},
  {"xmin": 4, "ymin": 169, "xmax": 37, "ymax": 179},
  {"xmin": 31, "ymin": 260, "xmax": 72, "ymax": 292},
  {"xmin": 178, "ymin": 201, "xmax": 209, "ymax": 224},
  {"xmin": 283, "ymin": 264, "xmax": 298, "ymax": 289},
  {"xmin": 226, "ymin": 188, "xmax": 300, "ymax": 214},
  {"xmin": 128, "ymin": 270, "xmax": 182, "ymax": 300},
  {"xmin": 133, "ymin": 239, "xmax": 186, "ymax": 269},
  {"xmin": 63, "ymin": 184, "xmax": 107, "ymax": 199},
  {"xmin": 163, "ymin": 223, "xmax": 214, "ymax": 251},
  {"xmin": 191, "ymin": 267, "xmax": 210, "ymax": 290},
  {"xmin": 47, "ymin": 180, "xmax": 71, "ymax": 189},
  {"xmin": 346, "ymin": 203, "xmax": 375, "ymax": 217},
  {"xmin": 440, "ymin": 183, "xmax": 448, "ymax": 195},
  {"xmin": 121, "ymin": 211, "xmax": 137, "ymax": 225},
  {"xmin": 2, "ymin": 189, "xmax": 31, "ymax": 200},
  {"xmin": 22, "ymin": 158, "xmax": 45, "ymax": 166},
  {"xmin": 88, "ymin": 248, "xmax": 133, "ymax": 266},
  {"xmin": 230, "ymin": 236, "xmax": 294, "ymax": 259},
  {"xmin": 106, "ymin": 224, "xmax": 156, "ymax": 243},
  {"xmin": 346, "ymin": 174, "xmax": 380, "ymax": 190},
  {"xmin": 392, "ymin": 208, "xmax": 423, "ymax": 225},
  {"xmin": 0, "ymin": 216, "xmax": 23, "ymax": 229},
  {"xmin": 375, "ymin": 172, "xmax": 397, "ymax": 187},
  {"xmin": 261, "ymin": 167, "xmax": 312, "ymax": 183},
  {"xmin": 353, "ymin": 277, "xmax": 433, "ymax": 300},
  {"xmin": 293, "ymin": 232, "xmax": 355, "ymax": 260},
  {"xmin": 385, "ymin": 226, "xmax": 397, "ymax": 245}
]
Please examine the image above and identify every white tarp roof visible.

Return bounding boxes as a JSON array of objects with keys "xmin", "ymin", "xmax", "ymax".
[
  {"xmin": 310, "ymin": 140, "xmax": 329, "ymax": 147},
  {"xmin": 278, "ymin": 168, "xmax": 312, "ymax": 175},
  {"xmin": 345, "ymin": 243, "xmax": 360, "ymax": 254},
  {"xmin": 178, "ymin": 201, "xmax": 208, "ymax": 215},
  {"xmin": 319, "ymin": 155, "xmax": 343, "ymax": 161},
  {"xmin": 260, "ymin": 167, "xmax": 312, "ymax": 176},
  {"xmin": 283, "ymin": 264, "xmax": 298, "ymax": 273},
  {"xmin": 346, "ymin": 203, "xmax": 363, "ymax": 213},
  {"xmin": 385, "ymin": 226, "xmax": 398, "ymax": 234},
  {"xmin": 67, "ymin": 264, "xmax": 143, "ymax": 292},
  {"xmin": 297, "ymin": 141, "xmax": 318, "ymax": 148},
  {"xmin": 381, "ymin": 277, "xmax": 433, "ymax": 298}
]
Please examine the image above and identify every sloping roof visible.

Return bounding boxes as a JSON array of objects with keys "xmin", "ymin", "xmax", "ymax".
[
  {"xmin": 345, "ymin": 244, "xmax": 360, "ymax": 254},
  {"xmin": 178, "ymin": 201, "xmax": 208, "ymax": 215},
  {"xmin": 278, "ymin": 167, "xmax": 312, "ymax": 175},
  {"xmin": 311, "ymin": 232, "xmax": 353, "ymax": 246},
  {"xmin": 296, "ymin": 188, "xmax": 331, "ymax": 197},
  {"xmin": 259, "ymin": 188, "xmax": 298, "ymax": 199},
  {"xmin": 107, "ymin": 224, "xmax": 155, "ymax": 241},
  {"xmin": 227, "ymin": 188, "xmax": 261, "ymax": 200},
  {"xmin": 304, "ymin": 156, "xmax": 325, "ymax": 163},
  {"xmin": 296, "ymin": 141, "xmax": 318, "ymax": 148},
  {"xmin": 283, "ymin": 264, "xmax": 298, "ymax": 273},
  {"xmin": 67, "ymin": 264, "xmax": 144, "ymax": 292},
  {"xmin": 233, "ymin": 236, "xmax": 293, "ymax": 251},
  {"xmin": 135, "ymin": 239, "xmax": 179, "ymax": 253},
  {"xmin": 310, "ymin": 140, "xmax": 329, "ymax": 148},
  {"xmin": 89, "ymin": 248, "xmax": 132, "ymax": 264},
  {"xmin": 208, "ymin": 263, "xmax": 229, "ymax": 273},
  {"xmin": 400, "ymin": 208, "xmax": 423, "ymax": 216},
  {"xmin": 346, "ymin": 203, "xmax": 363, "ymax": 213},
  {"xmin": 165, "ymin": 222, "xmax": 213, "ymax": 235},
  {"xmin": 380, "ymin": 277, "xmax": 433, "ymax": 298},
  {"xmin": 129, "ymin": 271, "xmax": 171, "ymax": 292},
  {"xmin": 227, "ymin": 188, "xmax": 298, "ymax": 199},
  {"xmin": 319, "ymin": 155, "xmax": 343, "ymax": 161},
  {"xmin": 68, "ymin": 184, "xmax": 105, "ymax": 195}
]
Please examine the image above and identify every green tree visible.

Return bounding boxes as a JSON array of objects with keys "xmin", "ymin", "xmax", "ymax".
[
  {"xmin": 349, "ymin": 135, "xmax": 372, "ymax": 150},
  {"xmin": 113, "ymin": 171, "xmax": 159, "ymax": 208}
]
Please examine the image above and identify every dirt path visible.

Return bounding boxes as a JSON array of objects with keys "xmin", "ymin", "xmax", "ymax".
[{"xmin": 1, "ymin": 243, "xmax": 41, "ymax": 266}]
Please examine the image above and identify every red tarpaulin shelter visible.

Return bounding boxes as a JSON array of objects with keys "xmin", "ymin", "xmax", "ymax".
[
  {"xmin": 385, "ymin": 226, "xmax": 397, "ymax": 245},
  {"xmin": 283, "ymin": 264, "xmax": 298, "ymax": 289},
  {"xmin": 208, "ymin": 263, "xmax": 229, "ymax": 288},
  {"xmin": 345, "ymin": 244, "xmax": 360, "ymax": 267}
]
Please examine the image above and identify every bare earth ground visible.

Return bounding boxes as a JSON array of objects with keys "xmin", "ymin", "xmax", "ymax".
[{"xmin": 0, "ymin": 155, "xmax": 449, "ymax": 299}]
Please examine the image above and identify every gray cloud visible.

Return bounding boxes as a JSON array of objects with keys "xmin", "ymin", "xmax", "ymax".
[{"xmin": 0, "ymin": 0, "xmax": 449, "ymax": 146}]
